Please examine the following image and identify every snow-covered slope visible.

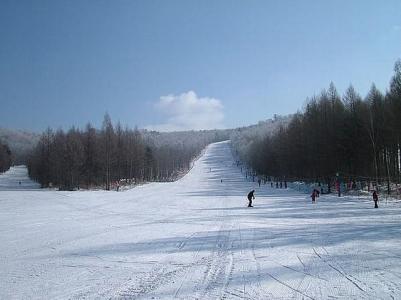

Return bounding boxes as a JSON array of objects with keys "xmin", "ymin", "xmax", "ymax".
[
  {"xmin": 0, "ymin": 165, "xmax": 41, "ymax": 190},
  {"xmin": 1, "ymin": 141, "xmax": 401, "ymax": 299}
]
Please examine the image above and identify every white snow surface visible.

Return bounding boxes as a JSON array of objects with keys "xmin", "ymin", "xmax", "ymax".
[
  {"xmin": 1, "ymin": 141, "xmax": 401, "ymax": 299},
  {"xmin": 0, "ymin": 165, "xmax": 41, "ymax": 190}
]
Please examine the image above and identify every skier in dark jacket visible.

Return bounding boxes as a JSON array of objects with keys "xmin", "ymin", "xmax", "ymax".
[
  {"xmin": 247, "ymin": 190, "xmax": 255, "ymax": 207},
  {"xmin": 311, "ymin": 190, "xmax": 316, "ymax": 203},
  {"xmin": 373, "ymin": 191, "xmax": 378, "ymax": 208}
]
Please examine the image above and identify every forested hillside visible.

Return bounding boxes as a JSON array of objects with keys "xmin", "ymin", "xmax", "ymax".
[
  {"xmin": 231, "ymin": 59, "xmax": 401, "ymax": 192},
  {"xmin": 27, "ymin": 114, "xmax": 230, "ymax": 190},
  {"xmin": 0, "ymin": 128, "xmax": 40, "ymax": 164},
  {"xmin": 0, "ymin": 140, "xmax": 12, "ymax": 173},
  {"xmin": 230, "ymin": 115, "xmax": 292, "ymax": 164},
  {"xmin": 19, "ymin": 60, "xmax": 401, "ymax": 191}
]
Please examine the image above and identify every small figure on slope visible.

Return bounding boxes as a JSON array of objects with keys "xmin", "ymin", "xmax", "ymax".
[
  {"xmin": 373, "ymin": 190, "xmax": 379, "ymax": 208},
  {"xmin": 247, "ymin": 190, "xmax": 255, "ymax": 207},
  {"xmin": 311, "ymin": 190, "xmax": 316, "ymax": 203}
]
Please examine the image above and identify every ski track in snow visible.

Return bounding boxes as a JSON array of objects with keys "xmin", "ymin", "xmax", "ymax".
[{"xmin": 1, "ymin": 141, "xmax": 401, "ymax": 299}]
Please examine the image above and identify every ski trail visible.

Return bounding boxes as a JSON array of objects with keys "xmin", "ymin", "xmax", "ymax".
[
  {"xmin": 172, "ymin": 232, "xmax": 208, "ymax": 299},
  {"xmin": 297, "ymin": 253, "xmax": 306, "ymax": 269},
  {"xmin": 312, "ymin": 247, "xmax": 366, "ymax": 293},
  {"xmin": 265, "ymin": 272, "xmax": 316, "ymax": 300},
  {"xmin": 194, "ymin": 223, "xmax": 234, "ymax": 299},
  {"xmin": 250, "ymin": 228, "xmax": 271, "ymax": 299},
  {"xmin": 3, "ymin": 141, "xmax": 401, "ymax": 299}
]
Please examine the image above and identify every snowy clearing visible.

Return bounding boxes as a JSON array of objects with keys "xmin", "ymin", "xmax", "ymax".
[{"xmin": 1, "ymin": 141, "xmax": 401, "ymax": 299}]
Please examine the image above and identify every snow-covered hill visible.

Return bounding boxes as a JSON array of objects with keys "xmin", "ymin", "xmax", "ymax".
[{"xmin": 1, "ymin": 141, "xmax": 400, "ymax": 299}]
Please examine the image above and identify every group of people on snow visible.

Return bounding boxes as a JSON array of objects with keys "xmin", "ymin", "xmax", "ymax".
[{"xmin": 247, "ymin": 188, "xmax": 379, "ymax": 208}]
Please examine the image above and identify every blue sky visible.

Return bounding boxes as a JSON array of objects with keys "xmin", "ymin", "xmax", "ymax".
[{"xmin": 1, "ymin": 1, "xmax": 401, "ymax": 132}]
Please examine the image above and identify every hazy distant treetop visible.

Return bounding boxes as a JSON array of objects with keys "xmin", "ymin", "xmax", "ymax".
[{"xmin": 0, "ymin": 128, "xmax": 40, "ymax": 162}]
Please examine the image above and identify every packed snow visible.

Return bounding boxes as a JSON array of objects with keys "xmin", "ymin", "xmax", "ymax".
[
  {"xmin": 0, "ymin": 165, "xmax": 41, "ymax": 190},
  {"xmin": 1, "ymin": 141, "xmax": 401, "ymax": 299}
]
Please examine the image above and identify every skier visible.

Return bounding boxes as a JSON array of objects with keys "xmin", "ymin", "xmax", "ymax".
[
  {"xmin": 247, "ymin": 190, "xmax": 255, "ymax": 207},
  {"xmin": 373, "ymin": 190, "xmax": 378, "ymax": 208},
  {"xmin": 258, "ymin": 179, "xmax": 261, "ymax": 187},
  {"xmin": 311, "ymin": 190, "xmax": 316, "ymax": 203}
]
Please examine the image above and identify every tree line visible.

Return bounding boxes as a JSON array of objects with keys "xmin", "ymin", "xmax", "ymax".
[
  {"xmin": 0, "ymin": 140, "xmax": 12, "ymax": 173},
  {"xmin": 28, "ymin": 114, "xmax": 229, "ymax": 190},
  {"xmin": 232, "ymin": 60, "xmax": 401, "ymax": 191}
]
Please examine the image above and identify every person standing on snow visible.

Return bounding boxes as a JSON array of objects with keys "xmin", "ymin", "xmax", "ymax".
[
  {"xmin": 311, "ymin": 190, "xmax": 316, "ymax": 203},
  {"xmin": 247, "ymin": 190, "xmax": 255, "ymax": 207},
  {"xmin": 373, "ymin": 190, "xmax": 379, "ymax": 208}
]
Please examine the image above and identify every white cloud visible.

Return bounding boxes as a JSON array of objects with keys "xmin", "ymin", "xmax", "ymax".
[{"xmin": 146, "ymin": 91, "xmax": 225, "ymax": 132}]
